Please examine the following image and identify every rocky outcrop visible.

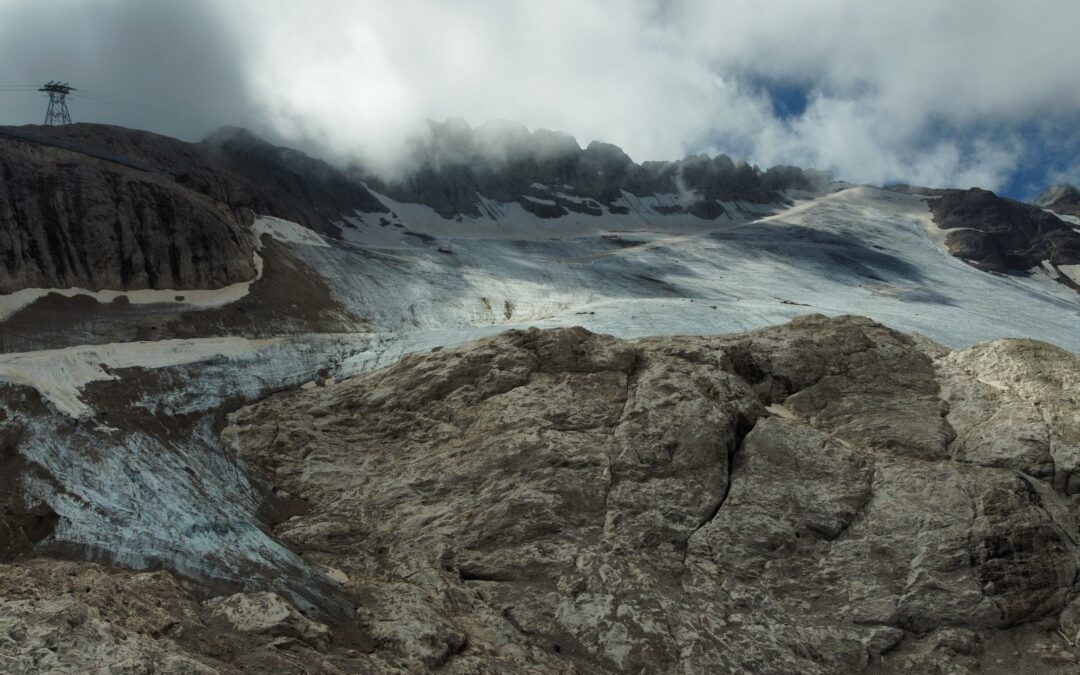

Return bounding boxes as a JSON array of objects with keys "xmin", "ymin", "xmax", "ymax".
[
  {"xmin": 0, "ymin": 124, "xmax": 388, "ymax": 295},
  {"xmin": 0, "ymin": 135, "xmax": 257, "ymax": 293},
  {"xmin": 18, "ymin": 124, "xmax": 388, "ymax": 235},
  {"xmin": 209, "ymin": 592, "xmax": 331, "ymax": 650},
  {"xmin": 0, "ymin": 560, "xmax": 370, "ymax": 673},
  {"xmin": 211, "ymin": 315, "xmax": 1080, "ymax": 673},
  {"xmin": 1037, "ymin": 184, "xmax": 1080, "ymax": 218},
  {"xmin": 929, "ymin": 187, "xmax": 1080, "ymax": 275},
  {"xmin": 886, "ymin": 184, "xmax": 955, "ymax": 197},
  {"xmin": 0, "ymin": 561, "xmax": 224, "ymax": 674},
  {"xmin": 937, "ymin": 338, "xmax": 1080, "ymax": 494},
  {"xmin": 356, "ymin": 117, "xmax": 832, "ymax": 219}
]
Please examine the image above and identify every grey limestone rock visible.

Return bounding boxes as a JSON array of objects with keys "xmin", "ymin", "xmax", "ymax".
[{"xmin": 212, "ymin": 315, "xmax": 1080, "ymax": 672}]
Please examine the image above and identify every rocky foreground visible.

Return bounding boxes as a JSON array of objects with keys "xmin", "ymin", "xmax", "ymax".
[{"xmin": 3, "ymin": 315, "xmax": 1080, "ymax": 673}]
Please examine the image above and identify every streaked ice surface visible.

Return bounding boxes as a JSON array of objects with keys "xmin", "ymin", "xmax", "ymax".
[
  {"xmin": 3, "ymin": 333, "xmax": 376, "ymax": 613},
  {"xmin": 322, "ymin": 186, "xmax": 1080, "ymax": 356}
]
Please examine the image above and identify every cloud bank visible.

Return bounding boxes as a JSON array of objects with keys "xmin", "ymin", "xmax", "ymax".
[{"xmin": 2, "ymin": 0, "xmax": 1079, "ymax": 195}]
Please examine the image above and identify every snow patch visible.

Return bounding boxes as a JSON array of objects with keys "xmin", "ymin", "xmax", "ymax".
[
  {"xmin": 252, "ymin": 216, "xmax": 329, "ymax": 248},
  {"xmin": 0, "ymin": 337, "xmax": 280, "ymax": 417},
  {"xmin": 1060, "ymin": 264, "xmax": 1080, "ymax": 285},
  {"xmin": 522, "ymin": 195, "xmax": 557, "ymax": 206},
  {"xmin": 554, "ymin": 192, "xmax": 596, "ymax": 206},
  {"xmin": 0, "ymin": 216, "xmax": 321, "ymax": 321},
  {"xmin": 282, "ymin": 186, "xmax": 1080, "ymax": 353},
  {"xmin": 0, "ymin": 256, "xmax": 263, "ymax": 321}
]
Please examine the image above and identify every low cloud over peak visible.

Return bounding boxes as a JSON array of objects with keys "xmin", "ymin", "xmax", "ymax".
[{"xmin": 2, "ymin": 0, "xmax": 1078, "ymax": 196}]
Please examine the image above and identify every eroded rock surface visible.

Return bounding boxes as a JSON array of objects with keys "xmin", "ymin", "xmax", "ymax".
[
  {"xmin": 227, "ymin": 316, "xmax": 1080, "ymax": 672},
  {"xmin": 0, "ymin": 123, "xmax": 388, "ymax": 294},
  {"xmin": 938, "ymin": 338, "xmax": 1080, "ymax": 494},
  {"xmin": 0, "ymin": 135, "xmax": 257, "ymax": 293},
  {"xmin": 5, "ymin": 315, "xmax": 1080, "ymax": 673},
  {"xmin": 210, "ymin": 592, "xmax": 332, "ymax": 650},
  {"xmin": 0, "ymin": 560, "xmax": 374, "ymax": 674}
]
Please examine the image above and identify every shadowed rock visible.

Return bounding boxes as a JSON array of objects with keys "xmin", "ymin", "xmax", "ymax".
[
  {"xmin": 0, "ymin": 124, "xmax": 387, "ymax": 294},
  {"xmin": 1037, "ymin": 184, "xmax": 1080, "ymax": 218},
  {"xmin": 930, "ymin": 188, "xmax": 1080, "ymax": 274}
]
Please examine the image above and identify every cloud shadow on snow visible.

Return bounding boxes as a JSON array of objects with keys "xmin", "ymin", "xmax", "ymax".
[{"xmin": 709, "ymin": 223, "xmax": 957, "ymax": 306}]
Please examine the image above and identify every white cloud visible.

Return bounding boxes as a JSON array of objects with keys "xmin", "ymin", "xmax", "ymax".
[
  {"xmin": 1050, "ymin": 163, "xmax": 1080, "ymax": 189},
  {"xmin": 219, "ymin": 0, "xmax": 1080, "ymax": 189},
  {"xmin": 3, "ymin": 0, "xmax": 1079, "ymax": 189}
]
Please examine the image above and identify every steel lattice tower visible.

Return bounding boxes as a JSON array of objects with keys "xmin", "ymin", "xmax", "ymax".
[{"xmin": 39, "ymin": 81, "xmax": 75, "ymax": 125}]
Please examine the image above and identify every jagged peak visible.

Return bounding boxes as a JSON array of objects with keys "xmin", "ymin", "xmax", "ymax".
[{"xmin": 1036, "ymin": 183, "xmax": 1080, "ymax": 207}]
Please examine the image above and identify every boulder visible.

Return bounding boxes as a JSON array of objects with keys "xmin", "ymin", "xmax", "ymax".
[{"xmin": 210, "ymin": 592, "xmax": 331, "ymax": 650}]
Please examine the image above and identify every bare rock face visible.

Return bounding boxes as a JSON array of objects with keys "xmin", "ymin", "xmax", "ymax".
[
  {"xmin": 16, "ymin": 124, "xmax": 388, "ymax": 236},
  {"xmin": 938, "ymin": 338, "xmax": 1080, "ymax": 494},
  {"xmin": 357, "ymin": 117, "xmax": 831, "ymax": 220},
  {"xmin": 0, "ymin": 135, "xmax": 257, "ymax": 293},
  {"xmin": 210, "ymin": 592, "xmax": 331, "ymax": 650},
  {"xmin": 929, "ymin": 187, "xmax": 1080, "ymax": 275},
  {"xmin": 0, "ymin": 560, "xmax": 226, "ymax": 674},
  {"xmin": 0, "ymin": 124, "xmax": 388, "ymax": 295},
  {"xmin": 0, "ymin": 560, "xmax": 376, "ymax": 673},
  {"xmin": 208, "ymin": 315, "xmax": 1080, "ymax": 673},
  {"xmin": 1037, "ymin": 184, "xmax": 1080, "ymax": 218}
]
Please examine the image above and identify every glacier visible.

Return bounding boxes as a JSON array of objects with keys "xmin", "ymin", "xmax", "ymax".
[{"xmin": 2, "ymin": 182, "xmax": 1079, "ymax": 612}]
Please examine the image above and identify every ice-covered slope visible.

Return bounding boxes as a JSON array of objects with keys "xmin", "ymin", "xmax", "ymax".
[
  {"xmin": 294, "ymin": 185, "xmax": 1080, "ymax": 359},
  {"xmin": 1, "ymin": 331, "xmax": 376, "ymax": 611}
]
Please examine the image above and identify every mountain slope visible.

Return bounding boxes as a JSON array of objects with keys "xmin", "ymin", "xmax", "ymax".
[
  {"xmin": 1, "ymin": 123, "xmax": 1080, "ymax": 673},
  {"xmin": 0, "ymin": 123, "xmax": 388, "ymax": 296},
  {"xmin": 353, "ymin": 118, "xmax": 831, "ymax": 220},
  {"xmin": 0, "ymin": 131, "xmax": 257, "ymax": 293}
]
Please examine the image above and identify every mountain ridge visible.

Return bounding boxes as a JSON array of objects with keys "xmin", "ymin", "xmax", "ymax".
[{"xmin": 353, "ymin": 117, "xmax": 833, "ymax": 220}]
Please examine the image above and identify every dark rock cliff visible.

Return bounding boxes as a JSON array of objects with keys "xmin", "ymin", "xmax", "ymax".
[
  {"xmin": 929, "ymin": 187, "xmax": 1080, "ymax": 273},
  {"xmin": 354, "ymin": 118, "xmax": 832, "ymax": 219},
  {"xmin": 1037, "ymin": 184, "xmax": 1080, "ymax": 218},
  {"xmin": 0, "ymin": 136, "xmax": 257, "ymax": 293},
  {"xmin": 0, "ymin": 124, "xmax": 387, "ymax": 294}
]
